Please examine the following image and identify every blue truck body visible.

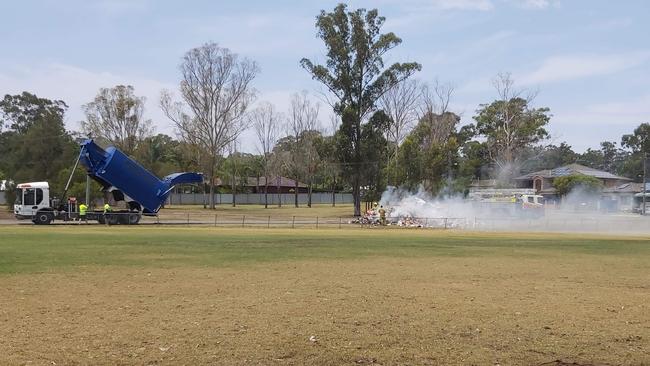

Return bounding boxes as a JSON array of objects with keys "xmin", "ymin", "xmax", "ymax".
[{"xmin": 80, "ymin": 139, "xmax": 202, "ymax": 213}]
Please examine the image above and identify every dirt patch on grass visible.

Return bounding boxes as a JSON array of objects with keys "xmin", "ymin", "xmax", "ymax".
[{"xmin": 1, "ymin": 255, "xmax": 648, "ymax": 365}]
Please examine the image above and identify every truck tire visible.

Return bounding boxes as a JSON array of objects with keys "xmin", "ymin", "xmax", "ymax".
[
  {"xmin": 128, "ymin": 213, "xmax": 141, "ymax": 225},
  {"xmin": 105, "ymin": 214, "xmax": 119, "ymax": 226},
  {"xmin": 34, "ymin": 212, "xmax": 53, "ymax": 225}
]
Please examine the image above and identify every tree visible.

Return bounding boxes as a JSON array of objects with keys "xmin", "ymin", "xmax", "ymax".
[
  {"xmin": 472, "ymin": 73, "xmax": 550, "ymax": 184},
  {"xmin": 133, "ymin": 134, "xmax": 181, "ymax": 178},
  {"xmin": 0, "ymin": 92, "xmax": 78, "ymax": 201},
  {"xmin": 82, "ymin": 85, "xmax": 153, "ymax": 155},
  {"xmin": 301, "ymin": 3, "xmax": 421, "ymax": 216},
  {"xmin": 285, "ymin": 91, "xmax": 320, "ymax": 207},
  {"xmin": 622, "ymin": 123, "xmax": 650, "ymax": 154},
  {"xmin": 358, "ymin": 110, "xmax": 391, "ymax": 202},
  {"xmin": 313, "ymin": 134, "xmax": 341, "ymax": 206},
  {"xmin": 251, "ymin": 102, "xmax": 281, "ymax": 208},
  {"xmin": 379, "ymin": 79, "xmax": 420, "ymax": 184},
  {"xmin": 161, "ymin": 42, "xmax": 259, "ymax": 209},
  {"xmin": 620, "ymin": 122, "xmax": 650, "ymax": 182},
  {"xmin": 392, "ymin": 108, "xmax": 462, "ymax": 194},
  {"xmin": 0, "ymin": 92, "xmax": 67, "ymax": 134},
  {"xmin": 520, "ymin": 142, "xmax": 578, "ymax": 173},
  {"xmin": 553, "ymin": 174, "xmax": 603, "ymax": 197}
]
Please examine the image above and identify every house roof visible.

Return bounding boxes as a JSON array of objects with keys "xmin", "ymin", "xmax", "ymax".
[{"xmin": 514, "ymin": 163, "xmax": 631, "ymax": 181}]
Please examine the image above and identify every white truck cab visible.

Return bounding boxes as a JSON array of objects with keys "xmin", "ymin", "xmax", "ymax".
[{"xmin": 14, "ymin": 182, "xmax": 53, "ymax": 223}]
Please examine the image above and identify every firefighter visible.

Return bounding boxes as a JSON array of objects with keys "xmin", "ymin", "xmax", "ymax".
[
  {"xmin": 79, "ymin": 202, "xmax": 88, "ymax": 222},
  {"xmin": 378, "ymin": 205, "xmax": 387, "ymax": 226},
  {"xmin": 103, "ymin": 202, "xmax": 112, "ymax": 213}
]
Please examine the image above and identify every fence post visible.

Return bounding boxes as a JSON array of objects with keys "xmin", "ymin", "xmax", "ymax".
[
  {"xmin": 425, "ymin": 218, "xmax": 428, "ymax": 227},
  {"xmin": 214, "ymin": 214, "xmax": 217, "ymax": 227},
  {"xmin": 339, "ymin": 216, "xmax": 342, "ymax": 229},
  {"xmin": 316, "ymin": 216, "xmax": 319, "ymax": 229},
  {"xmin": 187, "ymin": 212, "xmax": 190, "ymax": 226},
  {"xmin": 292, "ymin": 216, "xmax": 295, "ymax": 229},
  {"xmin": 444, "ymin": 218, "xmax": 448, "ymax": 229},
  {"xmin": 267, "ymin": 215, "xmax": 271, "ymax": 228},
  {"xmin": 242, "ymin": 215, "xmax": 245, "ymax": 228}
]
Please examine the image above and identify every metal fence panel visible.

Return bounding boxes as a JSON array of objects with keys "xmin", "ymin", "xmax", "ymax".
[{"xmin": 166, "ymin": 192, "xmax": 353, "ymax": 205}]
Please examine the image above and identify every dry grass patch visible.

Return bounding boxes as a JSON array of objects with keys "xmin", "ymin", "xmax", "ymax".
[{"xmin": 1, "ymin": 253, "xmax": 648, "ymax": 365}]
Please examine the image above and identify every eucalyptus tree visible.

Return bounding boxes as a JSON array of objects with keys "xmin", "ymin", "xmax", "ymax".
[
  {"xmin": 82, "ymin": 85, "xmax": 153, "ymax": 155},
  {"xmin": 251, "ymin": 102, "xmax": 281, "ymax": 208},
  {"xmin": 161, "ymin": 42, "xmax": 259, "ymax": 209},
  {"xmin": 301, "ymin": 3, "xmax": 421, "ymax": 216}
]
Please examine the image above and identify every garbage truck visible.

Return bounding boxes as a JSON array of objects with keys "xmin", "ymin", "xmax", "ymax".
[{"xmin": 13, "ymin": 139, "xmax": 203, "ymax": 225}]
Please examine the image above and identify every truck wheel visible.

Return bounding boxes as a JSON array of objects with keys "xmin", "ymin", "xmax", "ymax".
[
  {"xmin": 128, "ymin": 213, "xmax": 141, "ymax": 225},
  {"xmin": 35, "ymin": 212, "xmax": 53, "ymax": 225},
  {"xmin": 106, "ymin": 214, "xmax": 119, "ymax": 226}
]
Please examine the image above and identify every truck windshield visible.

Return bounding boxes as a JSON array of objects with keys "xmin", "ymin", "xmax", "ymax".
[{"xmin": 15, "ymin": 189, "xmax": 23, "ymax": 204}]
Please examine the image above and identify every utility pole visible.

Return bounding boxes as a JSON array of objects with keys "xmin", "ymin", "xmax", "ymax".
[{"xmin": 85, "ymin": 175, "xmax": 90, "ymax": 208}]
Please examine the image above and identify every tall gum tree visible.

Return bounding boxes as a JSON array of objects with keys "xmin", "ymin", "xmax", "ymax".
[
  {"xmin": 161, "ymin": 42, "xmax": 258, "ymax": 209},
  {"xmin": 301, "ymin": 3, "xmax": 421, "ymax": 216},
  {"xmin": 82, "ymin": 85, "xmax": 154, "ymax": 156}
]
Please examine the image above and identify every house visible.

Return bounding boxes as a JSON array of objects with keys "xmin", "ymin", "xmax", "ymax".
[
  {"xmin": 514, "ymin": 163, "xmax": 635, "ymax": 210},
  {"xmin": 602, "ymin": 182, "xmax": 648, "ymax": 212}
]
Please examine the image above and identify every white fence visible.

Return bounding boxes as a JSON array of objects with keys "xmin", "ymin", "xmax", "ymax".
[{"xmin": 166, "ymin": 192, "xmax": 353, "ymax": 206}]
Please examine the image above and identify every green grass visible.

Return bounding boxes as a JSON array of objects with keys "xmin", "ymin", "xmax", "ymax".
[{"xmin": 0, "ymin": 226, "xmax": 648, "ymax": 274}]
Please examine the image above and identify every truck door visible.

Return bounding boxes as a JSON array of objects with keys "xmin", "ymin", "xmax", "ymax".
[{"xmin": 20, "ymin": 188, "xmax": 45, "ymax": 217}]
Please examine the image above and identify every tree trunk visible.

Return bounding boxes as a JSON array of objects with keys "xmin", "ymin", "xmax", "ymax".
[
  {"xmin": 264, "ymin": 175, "xmax": 269, "ymax": 208},
  {"xmin": 353, "ymin": 172, "xmax": 361, "ymax": 217},
  {"xmin": 294, "ymin": 179, "xmax": 299, "ymax": 208},
  {"xmin": 231, "ymin": 173, "xmax": 236, "ymax": 207},
  {"xmin": 307, "ymin": 179, "xmax": 312, "ymax": 208},
  {"xmin": 277, "ymin": 176, "xmax": 281, "ymax": 207},
  {"xmin": 208, "ymin": 166, "xmax": 215, "ymax": 209},
  {"xmin": 331, "ymin": 175, "xmax": 336, "ymax": 207}
]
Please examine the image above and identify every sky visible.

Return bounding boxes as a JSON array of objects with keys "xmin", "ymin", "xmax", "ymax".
[{"xmin": 1, "ymin": 0, "xmax": 648, "ymax": 152}]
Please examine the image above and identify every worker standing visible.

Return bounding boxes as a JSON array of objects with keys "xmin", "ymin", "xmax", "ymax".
[
  {"xmin": 103, "ymin": 202, "xmax": 112, "ymax": 225},
  {"xmin": 79, "ymin": 202, "xmax": 88, "ymax": 223},
  {"xmin": 379, "ymin": 205, "xmax": 386, "ymax": 226}
]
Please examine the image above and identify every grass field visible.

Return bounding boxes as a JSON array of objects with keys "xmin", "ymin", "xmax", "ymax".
[{"xmin": 0, "ymin": 227, "xmax": 648, "ymax": 365}]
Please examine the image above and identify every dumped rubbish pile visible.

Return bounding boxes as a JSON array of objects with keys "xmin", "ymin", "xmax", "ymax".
[{"xmin": 395, "ymin": 216, "xmax": 424, "ymax": 227}]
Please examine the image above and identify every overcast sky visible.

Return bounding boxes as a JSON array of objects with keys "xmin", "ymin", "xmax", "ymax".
[{"xmin": 1, "ymin": 0, "xmax": 648, "ymax": 152}]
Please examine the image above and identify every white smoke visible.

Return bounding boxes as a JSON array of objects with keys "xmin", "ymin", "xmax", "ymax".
[
  {"xmin": 376, "ymin": 184, "xmax": 650, "ymax": 235},
  {"xmin": 379, "ymin": 186, "xmax": 474, "ymax": 219}
]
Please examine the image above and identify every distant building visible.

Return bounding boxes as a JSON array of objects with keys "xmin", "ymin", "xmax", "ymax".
[
  {"xmin": 0, "ymin": 180, "xmax": 7, "ymax": 205},
  {"xmin": 514, "ymin": 163, "xmax": 638, "ymax": 211}
]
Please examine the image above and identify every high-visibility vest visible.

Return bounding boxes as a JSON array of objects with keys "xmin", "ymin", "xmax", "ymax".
[
  {"xmin": 103, "ymin": 203, "xmax": 111, "ymax": 213},
  {"xmin": 79, "ymin": 204, "xmax": 88, "ymax": 216}
]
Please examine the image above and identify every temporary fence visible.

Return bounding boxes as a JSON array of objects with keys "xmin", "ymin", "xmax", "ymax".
[
  {"xmin": 142, "ymin": 213, "xmax": 649, "ymax": 233},
  {"xmin": 15, "ymin": 209, "xmax": 649, "ymax": 234}
]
